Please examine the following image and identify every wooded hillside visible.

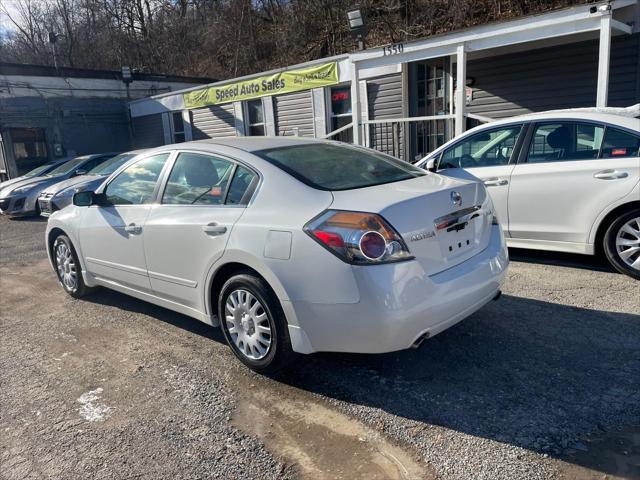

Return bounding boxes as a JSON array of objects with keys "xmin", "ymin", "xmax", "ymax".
[{"xmin": 1, "ymin": 0, "xmax": 589, "ymax": 80}]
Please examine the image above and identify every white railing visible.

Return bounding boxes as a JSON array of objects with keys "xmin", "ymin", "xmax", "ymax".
[
  {"xmin": 321, "ymin": 122, "xmax": 353, "ymax": 141},
  {"xmin": 362, "ymin": 114, "xmax": 455, "ymax": 162}
]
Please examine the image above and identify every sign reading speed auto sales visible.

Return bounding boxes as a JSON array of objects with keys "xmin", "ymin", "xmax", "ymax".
[{"xmin": 184, "ymin": 62, "xmax": 339, "ymax": 108}]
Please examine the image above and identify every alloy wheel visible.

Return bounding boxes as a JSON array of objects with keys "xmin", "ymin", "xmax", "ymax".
[
  {"xmin": 615, "ymin": 216, "xmax": 640, "ymax": 271},
  {"xmin": 225, "ymin": 289, "xmax": 273, "ymax": 360},
  {"xmin": 55, "ymin": 242, "xmax": 78, "ymax": 291}
]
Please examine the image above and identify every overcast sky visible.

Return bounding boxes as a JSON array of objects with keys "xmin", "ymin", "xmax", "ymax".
[{"xmin": 0, "ymin": 0, "xmax": 20, "ymax": 38}]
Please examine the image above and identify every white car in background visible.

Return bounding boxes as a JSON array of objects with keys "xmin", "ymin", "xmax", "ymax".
[
  {"xmin": 46, "ymin": 138, "xmax": 508, "ymax": 373},
  {"xmin": 418, "ymin": 108, "xmax": 640, "ymax": 279}
]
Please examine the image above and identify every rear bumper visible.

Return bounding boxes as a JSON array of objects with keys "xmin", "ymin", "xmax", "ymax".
[{"xmin": 287, "ymin": 225, "xmax": 508, "ymax": 354}]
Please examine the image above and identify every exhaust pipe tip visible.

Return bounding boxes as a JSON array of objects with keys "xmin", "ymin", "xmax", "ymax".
[{"xmin": 493, "ymin": 290, "xmax": 502, "ymax": 301}]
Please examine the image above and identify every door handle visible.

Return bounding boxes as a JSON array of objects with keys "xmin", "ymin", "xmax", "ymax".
[
  {"xmin": 484, "ymin": 177, "xmax": 508, "ymax": 187},
  {"xmin": 202, "ymin": 223, "xmax": 227, "ymax": 236},
  {"xmin": 594, "ymin": 170, "xmax": 629, "ymax": 180},
  {"xmin": 124, "ymin": 223, "xmax": 142, "ymax": 234}
]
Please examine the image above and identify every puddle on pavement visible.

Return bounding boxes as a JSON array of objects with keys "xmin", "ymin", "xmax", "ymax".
[
  {"xmin": 231, "ymin": 388, "xmax": 431, "ymax": 480},
  {"xmin": 557, "ymin": 425, "xmax": 640, "ymax": 480}
]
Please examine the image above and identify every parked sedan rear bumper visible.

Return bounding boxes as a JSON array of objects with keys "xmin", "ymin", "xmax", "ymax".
[{"xmin": 286, "ymin": 225, "xmax": 508, "ymax": 354}]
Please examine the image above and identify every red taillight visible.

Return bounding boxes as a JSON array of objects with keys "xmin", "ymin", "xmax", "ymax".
[
  {"xmin": 313, "ymin": 230, "xmax": 345, "ymax": 248},
  {"xmin": 304, "ymin": 210, "xmax": 413, "ymax": 265}
]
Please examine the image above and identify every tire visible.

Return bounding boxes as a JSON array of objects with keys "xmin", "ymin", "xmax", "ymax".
[
  {"xmin": 603, "ymin": 209, "xmax": 640, "ymax": 280},
  {"xmin": 218, "ymin": 273, "xmax": 297, "ymax": 374},
  {"xmin": 52, "ymin": 235, "xmax": 93, "ymax": 298}
]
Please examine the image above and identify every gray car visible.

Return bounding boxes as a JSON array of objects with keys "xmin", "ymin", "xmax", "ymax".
[
  {"xmin": 38, "ymin": 150, "xmax": 145, "ymax": 217},
  {"xmin": 0, "ymin": 153, "xmax": 118, "ymax": 217},
  {"xmin": 0, "ymin": 158, "xmax": 71, "ymax": 195}
]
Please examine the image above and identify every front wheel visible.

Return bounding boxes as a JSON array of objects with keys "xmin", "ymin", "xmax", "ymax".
[
  {"xmin": 218, "ymin": 273, "xmax": 297, "ymax": 374},
  {"xmin": 53, "ymin": 235, "xmax": 93, "ymax": 298},
  {"xmin": 603, "ymin": 209, "xmax": 640, "ymax": 280}
]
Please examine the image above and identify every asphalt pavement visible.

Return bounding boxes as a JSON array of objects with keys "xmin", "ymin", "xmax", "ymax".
[{"xmin": 1, "ymin": 215, "xmax": 639, "ymax": 479}]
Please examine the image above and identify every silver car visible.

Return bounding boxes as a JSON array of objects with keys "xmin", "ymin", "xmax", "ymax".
[
  {"xmin": 0, "ymin": 153, "xmax": 118, "ymax": 217},
  {"xmin": 38, "ymin": 150, "xmax": 145, "ymax": 217}
]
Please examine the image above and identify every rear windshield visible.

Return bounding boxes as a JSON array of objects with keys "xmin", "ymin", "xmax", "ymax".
[
  {"xmin": 255, "ymin": 143, "xmax": 425, "ymax": 191},
  {"xmin": 45, "ymin": 157, "xmax": 87, "ymax": 177},
  {"xmin": 89, "ymin": 153, "xmax": 134, "ymax": 175}
]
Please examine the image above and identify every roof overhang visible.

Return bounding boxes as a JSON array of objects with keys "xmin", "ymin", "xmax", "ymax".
[{"xmin": 351, "ymin": 0, "xmax": 636, "ymax": 69}]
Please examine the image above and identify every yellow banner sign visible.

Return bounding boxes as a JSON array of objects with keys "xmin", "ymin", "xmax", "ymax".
[{"xmin": 184, "ymin": 62, "xmax": 339, "ymax": 109}]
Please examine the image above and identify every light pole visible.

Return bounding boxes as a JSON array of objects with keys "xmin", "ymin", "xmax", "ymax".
[{"xmin": 347, "ymin": 8, "xmax": 367, "ymax": 51}]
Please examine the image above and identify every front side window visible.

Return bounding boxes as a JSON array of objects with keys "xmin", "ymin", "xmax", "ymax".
[
  {"xmin": 162, "ymin": 152, "xmax": 233, "ymax": 205},
  {"xmin": 46, "ymin": 156, "xmax": 89, "ymax": 177},
  {"xmin": 256, "ymin": 143, "xmax": 424, "ymax": 191},
  {"xmin": 439, "ymin": 125, "xmax": 522, "ymax": 169},
  {"xmin": 527, "ymin": 122, "xmax": 604, "ymax": 163},
  {"xmin": 105, "ymin": 153, "xmax": 169, "ymax": 205},
  {"xmin": 246, "ymin": 100, "xmax": 265, "ymax": 136},
  {"xmin": 601, "ymin": 127, "xmax": 640, "ymax": 158}
]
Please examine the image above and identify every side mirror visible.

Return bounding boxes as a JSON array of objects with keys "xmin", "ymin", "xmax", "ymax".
[
  {"xmin": 73, "ymin": 191, "xmax": 107, "ymax": 207},
  {"xmin": 73, "ymin": 191, "xmax": 94, "ymax": 206},
  {"xmin": 73, "ymin": 169, "xmax": 87, "ymax": 177},
  {"xmin": 425, "ymin": 158, "xmax": 437, "ymax": 172}
]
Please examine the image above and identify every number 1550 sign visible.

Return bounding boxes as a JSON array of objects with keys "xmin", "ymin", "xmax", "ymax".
[{"xmin": 382, "ymin": 43, "xmax": 404, "ymax": 56}]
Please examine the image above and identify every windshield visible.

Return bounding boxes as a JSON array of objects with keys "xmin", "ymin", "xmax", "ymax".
[
  {"xmin": 255, "ymin": 143, "xmax": 425, "ymax": 191},
  {"xmin": 24, "ymin": 162, "xmax": 59, "ymax": 178},
  {"xmin": 45, "ymin": 157, "xmax": 88, "ymax": 177},
  {"xmin": 89, "ymin": 153, "xmax": 134, "ymax": 176}
]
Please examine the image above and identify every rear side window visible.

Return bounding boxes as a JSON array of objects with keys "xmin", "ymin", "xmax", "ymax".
[
  {"xmin": 527, "ymin": 122, "xmax": 604, "ymax": 163},
  {"xmin": 105, "ymin": 153, "xmax": 169, "ymax": 205},
  {"xmin": 226, "ymin": 166, "xmax": 258, "ymax": 205},
  {"xmin": 162, "ymin": 152, "xmax": 234, "ymax": 205},
  {"xmin": 601, "ymin": 127, "xmax": 640, "ymax": 158},
  {"xmin": 255, "ymin": 143, "xmax": 424, "ymax": 191}
]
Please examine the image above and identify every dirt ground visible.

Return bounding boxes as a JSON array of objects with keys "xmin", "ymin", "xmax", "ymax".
[{"xmin": 1, "ymin": 215, "xmax": 639, "ymax": 479}]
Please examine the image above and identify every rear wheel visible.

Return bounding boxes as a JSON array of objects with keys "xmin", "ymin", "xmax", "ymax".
[
  {"xmin": 603, "ymin": 209, "xmax": 640, "ymax": 280},
  {"xmin": 218, "ymin": 273, "xmax": 296, "ymax": 374},
  {"xmin": 53, "ymin": 235, "xmax": 93, "ymax": 298}
]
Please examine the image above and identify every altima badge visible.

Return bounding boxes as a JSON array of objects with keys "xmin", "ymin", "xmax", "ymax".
[
  {"xmin": 410, "ymin": 231, "xmax": 435, "ymax": 242},
  {"xmin": 451, "ymin": 191, "xmax": 462, "ymax": 206}
]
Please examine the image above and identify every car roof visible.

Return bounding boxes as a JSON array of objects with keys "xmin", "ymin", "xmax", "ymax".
[
  {"xmin": 180, "ymin": 136, "xmax": 328, "ymax": 154},
  {"xmin": 479, "ymin": 108, "xmax": 640, "ymax": 131}
]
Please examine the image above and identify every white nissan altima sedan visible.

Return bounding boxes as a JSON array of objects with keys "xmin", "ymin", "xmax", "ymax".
[{"xmin": 46, "ymin": 138, "xmax": 508, "ymax": 373}]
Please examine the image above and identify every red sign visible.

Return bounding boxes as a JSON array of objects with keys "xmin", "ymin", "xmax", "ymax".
[{"xmin": 611, "ymin": 148, "xmax": 627, "ymax": 156}]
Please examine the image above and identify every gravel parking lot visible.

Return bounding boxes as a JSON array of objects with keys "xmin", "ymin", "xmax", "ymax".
[{"xmin": 1, "ymin": 215, "xmax": 639, "ymax": 480}]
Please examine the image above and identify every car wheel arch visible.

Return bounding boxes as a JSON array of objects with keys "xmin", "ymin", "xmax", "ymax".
[
  {"xmin": 593, "ymin": 201, "xmax": 640, "ymax": 256},
  {"xmin": 205, "ymin": 256, "xmax": 290, "ymax": 325}
]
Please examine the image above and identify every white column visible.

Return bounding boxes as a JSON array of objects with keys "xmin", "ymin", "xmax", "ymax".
[
  {"xmin": 181, "ymin": 110, "xmax": 193, "ymax": 141},
  {"xmin": 311, "ymin": 88, "xmax": 327, "ymax": 138},
  {"xmin": 455, "ymin": 44, "xmax": 466, "ymax": 137},
  {"xmin": 350, "ymin": 61, "xmax": 361, "ymax": 145},
  {"xmin": 263, "ymin": 97, "xmax": 276, "ymax": 136},
  {"xmin": 233, "ymin": 101, "xmax": 245, "ymax": 136},
  {"xmin": 596, "ymin": 12, "xmax": 612, "ymax": 108}
]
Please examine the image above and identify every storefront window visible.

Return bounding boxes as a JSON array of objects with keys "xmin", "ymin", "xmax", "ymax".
[
  {"xmin": 246, "ymin": 99, "xmax": 265, "ymax": 136},
  {"xmin": 172, "ymin": 112, "xmax": 186, "ymax": 143},
  {"xmin": 330, "ymin": 86, "xmax": 353, "ymax": 143},
  {"xmin": 9, "ymin": 128, "xmax": 49, "ymax": 176}
]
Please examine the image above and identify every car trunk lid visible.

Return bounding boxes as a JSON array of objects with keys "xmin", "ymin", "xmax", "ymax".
[{"xmin": 329, "ymin": 174, "xmax": 493, "ymax": 276}]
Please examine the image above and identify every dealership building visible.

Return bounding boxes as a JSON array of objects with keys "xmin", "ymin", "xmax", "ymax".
[
  {"xmin": 0, "ymin": 64, "xmax": 208, "ymax": 179},
  {"xmin": 128, "ymin": 1, "xmax": 639, "ymax": 162}
]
